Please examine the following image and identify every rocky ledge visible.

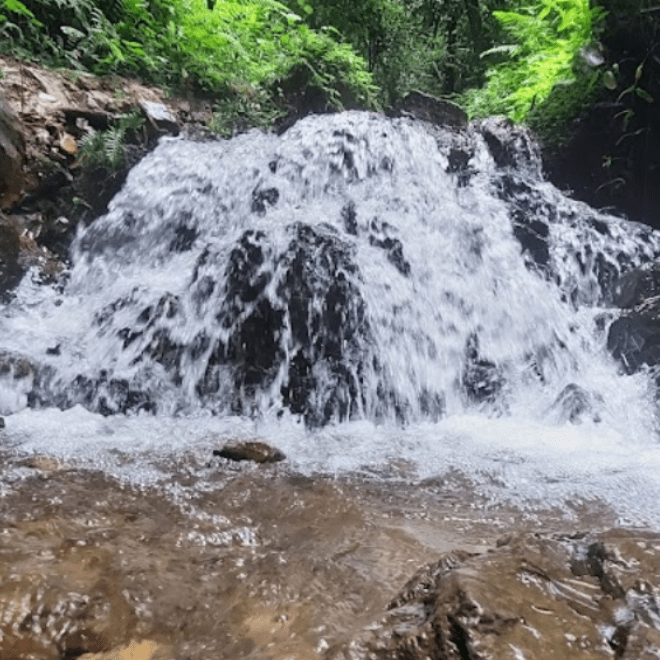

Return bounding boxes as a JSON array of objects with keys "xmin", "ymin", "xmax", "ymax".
[{"xmin": 0, "ymin": 55, "xmax": 215, "ymax": 289}]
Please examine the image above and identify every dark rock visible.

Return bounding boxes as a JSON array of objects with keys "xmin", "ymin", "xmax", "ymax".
[
  {"xmin": 333, "ymin": 530, "xmax": 660, "ymax": 660},
  {"xmin": 607, "ymin": 298, "xmax": 660, "ymax": 374},
  {"xmin": 0, "ymin": 351, "xmax": 36, "ymax": 415},
  {"xmin": 62, "ymin": 108, "xmax": 113, "ymax": 131},
  {"xmin": 0, "ymin": 416, "xmax": 4, "ymax": 429},
  {"xmin": 390, "ymin": 91, "xmax": 468, "ymax": 128},
  {"xmin": 341, "ymin": 201, "xmax": 358, "ymax": 235},
  {"xmin": 0, "ymin": 216, "xmax": 24, "ymax": 301},
  {"xmin": 213, "ymin": 441, "xmax": 286, "ymax": 464},
  {"xmin": 611, "ymin": 262, "xmax": 660, "ymax": 309},
  {"xmin": 478, "ymin": 116, "xmax": 543, "ymax": 180},
  {"xmin": 0, "ymin": 97, "xmax": 25, "ymax": 210},
  {"xmin": 548, "ymin": 383, "xmax": 603, "ymax": 424},
  {"xmin": 368, "ymin": 219, "xmax": 410, "ymax": 277},
  {"xmin": 251, "ymin": 186, "xmax": 279, "ymax": 215},
  {"xmin": 606, "ymin": 264, "xmax": 660, "ymax": 375},
  {"xmin": 462, "ymin": 335, "xmax": 504, "ymax": 406},
  {"xmin": 273, "ymin": 65, "xmax": 359, "ymax": 135},
  {"xmin": 194, "ymin": 222, "xmax": 378, "ymax": 425}
]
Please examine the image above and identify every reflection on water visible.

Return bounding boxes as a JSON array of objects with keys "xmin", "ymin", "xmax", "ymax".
[{"xmin": 0, "ymin": 453, "xmax": 626, "ymax": 660}]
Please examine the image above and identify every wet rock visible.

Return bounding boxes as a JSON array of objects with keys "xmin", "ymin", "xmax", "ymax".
[
  {"xmin": 0, "ymin": 96, "xmax": 25, "ymax": 210},
  {"xmin": 606, "ymin": 264, "xmax": 660, "ymax": 375},
  {"xmin": 0, "ymin": 542, "xmax": 137, "ymax": 659},
  {"xmin": 478, "ymin": 116, "xmax": 543, "ymax": 180},
  {"xmin": 390, "ymin": 91, "xmax": 468, "ymax": 128},
  {"xmin": 213, "ymin": 441, "xmax": 286, "ymax": 464},
  {"xmin": 368, "ymin": 219, "xmax": 410, "ymax": 277},
  {"xmin": 272, "ymin": 64, "xmax": 359, "ymax": 134},
  {"xmin": 194, "ymin": 222, "xmax": 378, "ymax": 425},
  {"xmin": 334, "ymin": 530, "xmax": 660, "ymax": 660},
  {"xmin": 493, "ymin": 173, "xmax": 643, "ymax": 305},
  {"xmin": 547, "ymin": 383, "xmax": 603, "ymax": 424},
  {"xmin": 0, "ymin": 215, "xmax": 23, "ymax": 300},
  {"xmin": 0, "ymin": 351, "xmax": 35, "ymax": 414},
  {"xmin": 607, "ymin": 298, "xmax": 660, "ymax": 374},
  {"xmin": 611, "ymin": 262, "xmax": 660, "ymax": 309},
  {"xmin": 462, "ymin": 335, "xmax": 504, "ymax": 406}
]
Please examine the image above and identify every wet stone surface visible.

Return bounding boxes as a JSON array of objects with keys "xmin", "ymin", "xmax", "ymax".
[{"xmin": 0, "ymin": 452, "xmax": 654, "ymax": 660}]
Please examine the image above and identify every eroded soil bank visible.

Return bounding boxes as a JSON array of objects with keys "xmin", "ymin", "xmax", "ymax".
[{"xmin": 0, "ymin": 447, "xmax": 656, "ymax": 660}]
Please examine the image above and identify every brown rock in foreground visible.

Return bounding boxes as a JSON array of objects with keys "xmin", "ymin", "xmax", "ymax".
[{"xmin": 333, "ymin": 530, "xmax": 660, "ymax": 660}]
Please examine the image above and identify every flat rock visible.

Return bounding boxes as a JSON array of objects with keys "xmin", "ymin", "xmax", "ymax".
[{"xmin": 213, "ymin": 441, "xmax": 286, "ymax": 464}]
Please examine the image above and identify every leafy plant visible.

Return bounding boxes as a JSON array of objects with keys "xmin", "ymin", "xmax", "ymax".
[
  {"xmin": 79, "ymin": 111, "xmax": 144, "ymax": 171},
  {"xmin": 459, "ymin": 0, "xmax": 605, "ymax": 123}
]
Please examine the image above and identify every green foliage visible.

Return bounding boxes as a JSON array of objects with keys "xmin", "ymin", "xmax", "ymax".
[
  {"xmin": 281, "ymin": 0, "xmax": 448, "ymax": 105},
  {"xmin": 281, "ymin": 0, "xmax": 507, "ymax": 105},
  {"xmin": 79, "ymin": 111, "xmax": 144, "ymax": 171},
  {"xmin": 459, "ymin": 0, "xmax": 605, "ymax": 122},
  {"xmin": 0, "ymin": 0, "xmax": 376, "ymax": 113}
]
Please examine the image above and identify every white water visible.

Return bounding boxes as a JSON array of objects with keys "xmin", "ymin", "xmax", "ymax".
[{"xmin": 2, "ymin": 111, "xmax": 660, "ymax": 525}]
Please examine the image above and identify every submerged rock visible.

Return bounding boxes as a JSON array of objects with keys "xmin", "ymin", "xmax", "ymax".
[
  {"xmin": 334, "ymin": 530, "xmax": 660, "ymax": 660},
  {"xmin": 547, "ymin": 383, "xmax": 603, "ymax": 424}
]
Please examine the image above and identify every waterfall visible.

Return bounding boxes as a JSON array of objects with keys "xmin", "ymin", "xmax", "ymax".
[{"xmin": 2, "ymin": 111, "xmax": 660, "ymax": 522}]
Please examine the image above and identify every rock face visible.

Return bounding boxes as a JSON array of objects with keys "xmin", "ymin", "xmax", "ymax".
[
  {"xmin": 0, "ymin": 96, "xmax": 25, "ymax": 210},
  {"xmin": 0, "ymin": 216, "xmax": 23, "ymax": 300},
  {"xmin": 334, "ymin": 531, "xmax": 660, "ymax": 660},
  {"xmin": 607, "ymin": 263, "xmax": 660, "ymax": 374}
]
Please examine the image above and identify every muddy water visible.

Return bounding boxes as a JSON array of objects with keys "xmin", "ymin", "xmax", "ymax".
[{"xmin": 0, "ymin": 448, "xmax": 630, "ymax": 660}]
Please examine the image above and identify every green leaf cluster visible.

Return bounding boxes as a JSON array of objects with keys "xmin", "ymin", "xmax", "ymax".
[
  {"xmin": 459, "ymin": 0, "xmax": 605, "ymax": 123},
  {"xmin": 79, "ymin": 110, "xmax": 144, "ymax": 171}
]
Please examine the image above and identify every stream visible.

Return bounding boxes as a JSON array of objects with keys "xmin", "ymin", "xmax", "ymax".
[{"xmin": 1, "ymin": 111, "xmax": 660, "ymax": 659}]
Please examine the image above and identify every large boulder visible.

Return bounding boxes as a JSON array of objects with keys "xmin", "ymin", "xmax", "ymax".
[
  {"xmin": 390, "ymin": 91, "xmax": 468, "ymax": 128},
  {"xmin": 333, "ymin": 530, "xmax": 660, "ymax": 660}
]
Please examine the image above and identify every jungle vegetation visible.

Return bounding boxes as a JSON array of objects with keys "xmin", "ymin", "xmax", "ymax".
[{"xmin": 0, "ymin": 0, "xmax": 657, "ymax": 139}]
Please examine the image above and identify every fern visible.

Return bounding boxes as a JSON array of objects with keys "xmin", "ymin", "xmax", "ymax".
[
  {"xmin": 79, "ymin": 111, "xmax": 144, "ymax": 171},
  {"xmin": 460, "ymin": 0, "xmax": 604, "ymax": 123}
]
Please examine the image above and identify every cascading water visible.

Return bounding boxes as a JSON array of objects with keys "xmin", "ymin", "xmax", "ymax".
[{"xmin": 3, "ymin": 110, "xmax": 660, "ymax": 523}]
